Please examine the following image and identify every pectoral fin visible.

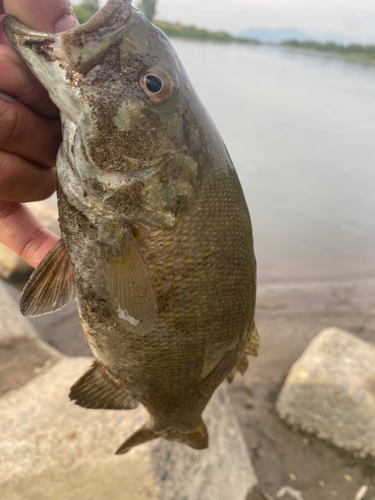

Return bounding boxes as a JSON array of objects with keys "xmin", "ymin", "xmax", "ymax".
[
  {"xmin": 101, "ymin": 231, "xmax": 157, "ymax": 337},
  {"xmin": 70, "ymin": 361, "xmax": 138, "ymax": 410},
  {"xmin": 19, "ymin": 239, "xmax": 75, "ymax": 317}
]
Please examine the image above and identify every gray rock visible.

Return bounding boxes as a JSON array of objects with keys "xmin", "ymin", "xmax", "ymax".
[
  {"xmin": 276, "ymin": 327, "xmax": 375, "ymax": 457},
  {"xmin": 0, "ymin": 281, "xmax": 257, "ymax": 499},
  {"xmin": 0, "ymin": 201, "xmax": 59, "ymax": 281},
  {"xmin": 0, "ymin": 281, "xmax": 60, "ymax": 397}
]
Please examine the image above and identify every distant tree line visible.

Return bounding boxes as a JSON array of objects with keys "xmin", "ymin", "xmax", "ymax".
[
  {"xmin": 71, "ymin": 1, "xmax": 257, "ymax": 45},
  {"xmin": 282, "ymin": 39, "xmax": 375, "ymax": 61},
  {"xmin": 154, "ymin": 20, "xmax": 259, "ymax": 45}
]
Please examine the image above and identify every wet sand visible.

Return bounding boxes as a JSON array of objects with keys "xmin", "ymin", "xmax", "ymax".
[{"xmin": 4, "ymin": 276, "xmax": 375, "ymax": 499}]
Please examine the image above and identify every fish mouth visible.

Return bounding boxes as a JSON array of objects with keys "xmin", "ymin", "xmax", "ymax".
[{"xmin": 4, "ymin": 0, "xmax": 132, "ymax": 74}]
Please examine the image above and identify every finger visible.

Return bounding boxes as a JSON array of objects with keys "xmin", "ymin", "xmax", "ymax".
[
  {"xmin": 0, "ymin": 14, "xmax": 10, "ymax": 46},
  {"xmin": 0, "ymin": 94, "xmax": 61, "ymax": 167},
  {"xmin": 0, "ymin": 151, "xmax": 56, "ymax": 202},
  {"xmin": 0, "ymin": 201, "xmax": 59, "ymax": 268},
  {"xmin": 3, "ymin": 0, "xmax": 78, "ymax": 33},
  {"xmin": 0, "ymin": 46, "xmax": 59, "ymax": 117}
]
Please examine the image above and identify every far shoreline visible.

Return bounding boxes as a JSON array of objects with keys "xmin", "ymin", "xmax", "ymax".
[
  {"xmin": 154, "ymin": 20, "xmax": 375, "ymax": 65},
  {"xmin": 72, "ymin": 4, "xmax": 375, "ymax": 64}
]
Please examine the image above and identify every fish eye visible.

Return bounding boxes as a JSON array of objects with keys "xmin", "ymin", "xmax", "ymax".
[
  {"xmin": 140, "ymin": 68, "xmax": 172, "ymax": 102},
  {"xmin": 146, "ymin": 75, "xmax": 163, "ymax": 93}
]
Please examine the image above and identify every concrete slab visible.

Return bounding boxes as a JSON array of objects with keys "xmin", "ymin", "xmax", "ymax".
[
  {"xmin": 0, "ymin": 281, "xmax": 60, "ymax": 397},
  {"xmin": 276, "ymin": 327, "xmax": 375, "ymax": 457}
]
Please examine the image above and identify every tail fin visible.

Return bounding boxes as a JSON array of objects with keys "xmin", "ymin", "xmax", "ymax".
[
  {"xmin": 115, "ymin": 418, "xmax": 209, "ymax": 455},
  {"xmin": 170, "ymin": 418, "xmax": 209, "ymax": 450},
  {"xmin": 115, "ymin": 425, "xmax": 156, "ymax": 454}
]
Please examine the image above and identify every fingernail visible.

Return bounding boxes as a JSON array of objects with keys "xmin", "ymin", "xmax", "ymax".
[
  {"xmin": 0, "ymin": 91, "xmax": 13, "ymax": 102},
  {"xmin": 54, "ymin": 13, "xmax": 79, "ymax": 33}
]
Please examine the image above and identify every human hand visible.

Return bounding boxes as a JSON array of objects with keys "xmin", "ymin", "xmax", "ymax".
[{"xmin": 0, "ymin": 0, "xmax": 78, "ymax": 268}]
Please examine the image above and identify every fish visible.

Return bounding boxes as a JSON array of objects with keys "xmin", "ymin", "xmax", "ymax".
[{"xmin": 4, "ymin": 0, "xmax": 258, "ymax": 454}]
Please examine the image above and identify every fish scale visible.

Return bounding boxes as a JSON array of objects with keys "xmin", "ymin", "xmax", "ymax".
[{"xmin": 6, "ymin": 0, "xmax": 257, "ymax": 453}]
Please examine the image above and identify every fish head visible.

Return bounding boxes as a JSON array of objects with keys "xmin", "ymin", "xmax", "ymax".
[{"xmin": 5, "ymin": 0, "xmax": 202, "ymax": 227}]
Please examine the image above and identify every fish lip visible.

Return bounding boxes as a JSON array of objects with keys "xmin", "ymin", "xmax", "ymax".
[
  {"xmin": 4, "ymin": 0, "xmax": 133, "ymax": 73},
  {"xmin": 4, "ymin": 16, "xmax": 57, "ymax": 50}
]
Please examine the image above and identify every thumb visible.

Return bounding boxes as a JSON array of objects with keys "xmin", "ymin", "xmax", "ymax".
[{"xmin": 3, "ymin": 0, "xmax": 78, "ymax": 33}]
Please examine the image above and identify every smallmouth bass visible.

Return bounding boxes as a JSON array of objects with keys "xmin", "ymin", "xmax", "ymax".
[{"xmin": 5, "ymin": 0, "xmax": 258, "ymax": 454}]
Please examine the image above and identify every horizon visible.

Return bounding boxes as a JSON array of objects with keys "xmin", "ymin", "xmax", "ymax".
[{"xmin": 93, "ymin": 0, "xmax": 375, "ymax": 43}]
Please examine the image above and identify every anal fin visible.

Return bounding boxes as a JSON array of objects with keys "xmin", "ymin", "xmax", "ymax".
[
  {"xmin": 20, "ymin": 239, "xmax": 75, "ymax": 317},
  {"xmin": 70, "ymin": 361, "xmax": 138, "ymax": 410}
]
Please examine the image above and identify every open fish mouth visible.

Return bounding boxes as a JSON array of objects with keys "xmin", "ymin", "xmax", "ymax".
[{"xmin": 4, "ymin": 0, "xmax": 132, "ymax": 74}]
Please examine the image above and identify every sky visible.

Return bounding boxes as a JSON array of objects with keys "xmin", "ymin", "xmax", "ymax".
[{"xmin": 95, "ymin": 0, "xmax": 375, "ymax": 42}]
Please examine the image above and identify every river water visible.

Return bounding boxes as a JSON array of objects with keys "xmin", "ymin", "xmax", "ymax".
[{"xmin": 170, "ymin": 40, "xmax": 375, "ymax": 283}]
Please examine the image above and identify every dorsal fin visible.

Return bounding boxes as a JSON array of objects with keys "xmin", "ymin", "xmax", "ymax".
[
  {"xmin": 101, "ymin": 230, "xmax": 157, "ymax": 337},
  {"xmin": 226, "ymin": 354, "xmax": 249, "ymax": 383},
  {"xmin": 227, "ymin": 322, "xmax": 259, "ymax": 383},
  {"xmin": 246, "ymin": 323, "xmax": 260, "ymax": 357},
  {"xmin": 19, "ymin": 239, "xmax": 75, "ymax": 317},
  {"xmin": 70, "ymin": 361, "xmax": 139, "ymax": 410}
]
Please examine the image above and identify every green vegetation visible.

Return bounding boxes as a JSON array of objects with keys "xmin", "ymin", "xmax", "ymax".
[
  {"xmin": 154, "ymin": 20, "xmax": 259, "ymax": 45},
  {"xmin": 73, "ymin": 0, "xmax": 99, "ymax": 24},
  {"xmin": 281, "ymin": 39, "xmax": 375, "ymax": 62},
  {"xmin": 137, "ymin": 0, "xmax": 157, "ymax": 21}
]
